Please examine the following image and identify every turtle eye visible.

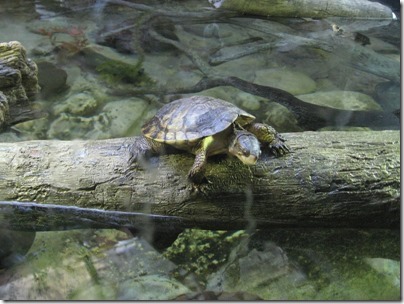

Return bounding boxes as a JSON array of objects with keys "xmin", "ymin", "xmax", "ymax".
[{"xmin": 238, "ymin": 149, "xmax": 249, "ymax": 157}]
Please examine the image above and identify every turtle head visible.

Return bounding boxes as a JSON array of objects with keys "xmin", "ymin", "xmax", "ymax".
[{"xmin": 229, "ymin": 130, "xmax": 261, "ymax": 165}]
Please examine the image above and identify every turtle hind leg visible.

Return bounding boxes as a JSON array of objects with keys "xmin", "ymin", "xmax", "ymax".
[
  {"xmin": 244, "ymin": 123, "xmax": 290, "ymax": 156},
  {"xmin": 128, "ymin": 136, "xmax": 165, "ymax": 164}
]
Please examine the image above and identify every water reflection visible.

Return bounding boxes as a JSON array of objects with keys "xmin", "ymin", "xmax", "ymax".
[{"xmin": 0, "ymin": 0, "xmax": 400, "ymax": 300}]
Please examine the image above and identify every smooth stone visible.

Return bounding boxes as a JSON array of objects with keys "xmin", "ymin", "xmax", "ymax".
[
  {"xmin": 0, "ymin": 131, "xmax": 22, "ymax": 142},
  {"xmin": 143, "ymin": 55, "xmax": 202, "ymax": 88},
  {"xmin": 254, "ymin": 68, "xmax": 317, "ymax": 95},
  {"xmin": 215, "ymin": 54, "xmax": 269, "ymax": 81},
  {"xmin": 385, "ymin": 54, "xmax": 400, "ymax": 62},
  {"xmin": 206, "ymin": 239, "xmax": 312, "ymax": 299},
  {"xmin": 36, "ymin": 61, "xmax": 68, "ymax": 98},
  {"xmin": 297, "ymin": 90, "xmax": 382, "ymax": 111},
  {"xmin": 237, "ymin": 93, "xmax": 261, "ymax": 111},
  {"xmin": 364, "ymin": 258, "xmax": 400, "ymax": 288},
  {"xmin": 368, "ymin": 37, "xmax": 399, "ymax": 53},
  {"xmin": 102, "ymin": 98, "xmax": 155, "ymax": 137},
  {"xmin": 106, "ymin": 238, "xmax": 189, "ymax": 300},
  {"xmin": 375, "ymin": 81, "xmax": 400, "ymax": 112},
  {"xmin": 315, "ymin": 79, "xmax": 339, "ymax": 91},
  {"xmin": 80, "ymin": 44, "xmax": 142, "ymax": 69},
  {"xmin": 263, "ymin": 102, "xmax": 301, "ymax": 132},
  {"xmin": 117, "ymin": 275, "xmax": 190, "ymax": 300}
]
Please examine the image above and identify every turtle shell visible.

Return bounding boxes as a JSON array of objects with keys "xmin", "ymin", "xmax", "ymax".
[{"xmin": 142, "ymin": 95, "xmax": 255, "ymax": 144}]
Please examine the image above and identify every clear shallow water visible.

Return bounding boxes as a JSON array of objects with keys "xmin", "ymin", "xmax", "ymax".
[{"xmin": 0, "ymin": 0, "xmax": 400, "ymax": 300}]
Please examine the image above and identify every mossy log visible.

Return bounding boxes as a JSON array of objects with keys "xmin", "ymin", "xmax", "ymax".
[
  {"xmin": 211, "ymin": 0, "xmax": 394, "ymax": 19},
  {"xmin": 0, "ymin": 131, "xmax": 399, "ymax": 232}
]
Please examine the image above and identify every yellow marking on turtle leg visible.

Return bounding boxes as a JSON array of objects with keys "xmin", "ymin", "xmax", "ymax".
[{"xmin": 202, "ymin": 135, "xmax": 214, "ymax": 150}]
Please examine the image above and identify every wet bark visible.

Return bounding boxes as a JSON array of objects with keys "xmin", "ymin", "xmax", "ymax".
[{"xmin": 0, "ymin": 131, "xmax": 399, "ymax": 231}]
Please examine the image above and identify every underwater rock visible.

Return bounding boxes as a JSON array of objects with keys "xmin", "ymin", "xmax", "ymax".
[
  {"xmin": 0, "ymin": 229, "xmax": 36, "ymax": 269},
  {"xmin": 297, "ymin": 90, "xmax": 382, "ymax": 111},
  {"xmin": 254, "ymin": 68, "xmax": 317, "ymax": 95},
  {"xmin": 96, "ymin": 16, "xmax": 178, "ymax": 54},
  {"xmin": 36, "ymin": 61, "xmax": 68, "ymax": 98},
  {"xmin": 73, "ymin": 44, "xmax": 152, "ymax": 86},
  {"xmin": 53, "ymin": 92, "xmax": 100, "ymax": 116},
  {"xmin": 315, "ymin": 79, "xmax": 340, "ymax": 91},
  {"xmin": 375, "ymin": 81, "xmax": 400, "ymax": 112},
  {"xmin": 102, "ymin": 98, "xmax": 154, "ymax": 137},
  {"xmin": 368, "ymin": 37, "xmax": 399, "ymax": 53},
  {"xmin": 140, "ymin": 16, "xmax": 179, "ymax": 53},
  {"xmin": 364, "ymin": 258, "xmax": 400, "ymax": 288},
  {"xmin": 263, "ymin": 102, "xmax": 301, "ymax": 132},
  {"xmin": 47, "ymin": 112, "xmax": 109, "ymax": 140},
  {"xmin": 0, "ymin": 92, "xmax": 10, "ymax": 128},
  {"xmin": 118, "ymin": 275, "xmax": 190, "ymax": 300},
  {"xmin": 63, "ymin": 70, "xmax": 108, "ymax": 104},
  {"xmin": 80, "ymin": 44, "xmax": 143, "ymax": 73},
  {"xmin": 182, "ymin": 23, "xmax": 222, "ymax": 39},
  {"xmin": 206, "ymin": 239, "xmax": 311, "ymax": 299},
  {"xmin": 0, "ymin": 232, "xmax": 186, "ymax": 300},
  {"xmin": 95, "ymin": 19, "xmax": 137, "ymax": 54},
  {"xmin": 12, "ymin": 115, "xmax": 50, "ymax": 140},
  {"xmin": 105, "ymin": 237, "xmax": 178, "ymax": 275},
  {"xmin": 142, "ymin": 55, "xmax": 202, "ymax": 89},
  {"xmin": 105, "ymin": 238, "xmax": 190, "ymax": 300},
  {"xmin": 175, "ymin": 290, "xmax": 263, "ymax": 300},
  {"xmin": 0, "ymin": 41, "xmax": 40, "ymax": 102},
  {"xmin": 0, "ymin": 131, "xmax": 22, "ymax": 142},
  {"xmin": 215, "ymin": 53, "xmax": 268, "ymax": 81},
  {"xmin": 236, "ymin": 92, "xmax": 261, "ymax": 111},
  {"xmin": 0, "ymin": 41, "xmax": 40, "ymax": 130}
]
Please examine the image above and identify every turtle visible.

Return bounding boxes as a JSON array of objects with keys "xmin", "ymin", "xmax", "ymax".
[{"xmin": 130, "ymin": 95, "xmax": 290, "ymax": 183}]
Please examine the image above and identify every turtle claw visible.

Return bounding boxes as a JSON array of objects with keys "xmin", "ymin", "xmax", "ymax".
[
  {"xmin": 187, "ymin": 170, "xmax": 209, "ymax": 184},
  {"xmin": 268, "ymin": 137, "xmax": 291, "ymax": 157},
  {"xmin": 190, "ymin": 178, "xmax": 211, "ymax": 194}
]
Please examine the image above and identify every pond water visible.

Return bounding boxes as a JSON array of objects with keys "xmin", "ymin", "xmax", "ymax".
[{"xmin": 0, "ymin": 0, "xmax": 400, "ymax": 300}]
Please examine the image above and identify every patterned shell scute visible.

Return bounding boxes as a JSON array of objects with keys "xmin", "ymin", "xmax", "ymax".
[{"xmin": 142, "ymin": 96, "xmax": 255, "ymax": 143}]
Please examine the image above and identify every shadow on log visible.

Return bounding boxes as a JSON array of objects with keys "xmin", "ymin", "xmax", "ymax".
[{"xmin": 0, "ymin": 130, "xmax": 399, "ymax": 231}]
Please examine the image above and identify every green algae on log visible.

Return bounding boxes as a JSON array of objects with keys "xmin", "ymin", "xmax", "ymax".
[{"xmin": 0, "ymin": 131, "xmax": 399, "ymax": 231}]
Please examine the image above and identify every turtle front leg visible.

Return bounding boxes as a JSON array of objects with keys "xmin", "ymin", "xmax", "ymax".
[
  {"xmin": 244, "ymin": 123, "xmax": 290, "ymax": 156},
  {"xmin": 188, "ymin": 136, "xmax": 213, "ymax": 183},
  {"xmin": 128, "ymin": 136, "xmax": 165, "ymax": 164}
]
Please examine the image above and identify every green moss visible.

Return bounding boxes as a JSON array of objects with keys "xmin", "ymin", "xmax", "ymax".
[
  {"xmin": 164, "ymin": 229, "xmax": 247, "ymax": 279},
  {"xmin": 96, "ymin": 59, "xmax": 153, "ymax": 86}
]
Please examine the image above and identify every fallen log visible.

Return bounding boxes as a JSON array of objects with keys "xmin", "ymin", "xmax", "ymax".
[
  {"xmin": 0, "ymin": 130, "xmax": 399, "ymax": 231},
  {"xmin": 210, "ymin": 0, "xmax": 394, "ymax": 19}
]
